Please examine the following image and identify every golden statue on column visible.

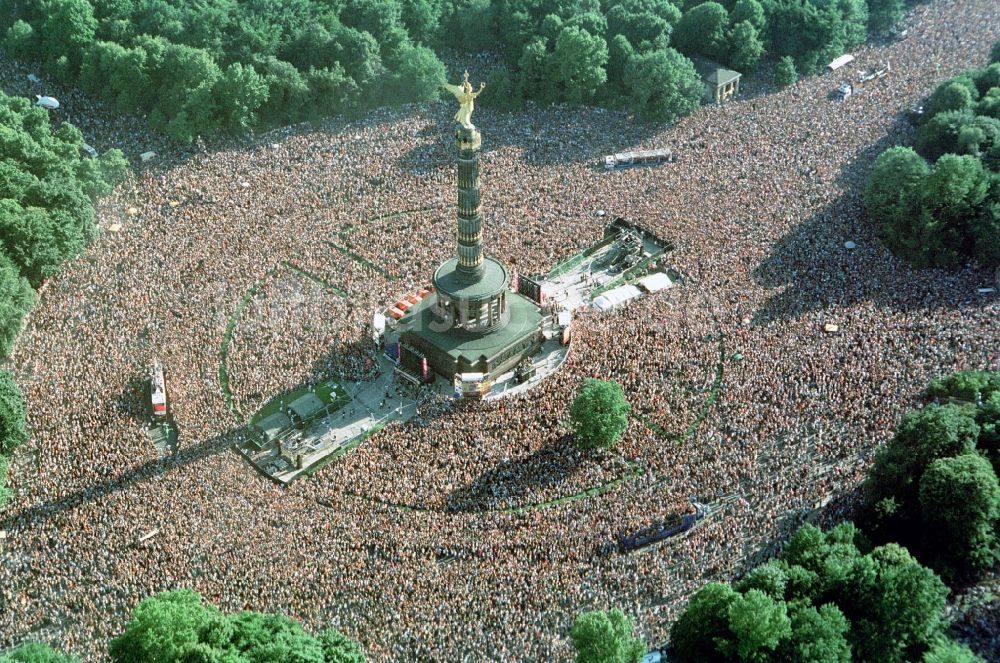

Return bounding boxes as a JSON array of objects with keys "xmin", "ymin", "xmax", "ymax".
[{"xmin": 443, "ymin": 70, "xmax": 485, "ymax": 129}]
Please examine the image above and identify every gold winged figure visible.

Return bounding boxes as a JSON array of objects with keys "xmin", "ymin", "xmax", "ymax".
[{"xmin": 443, "ymin": 70, "xmax": 485, "ymax": 129}]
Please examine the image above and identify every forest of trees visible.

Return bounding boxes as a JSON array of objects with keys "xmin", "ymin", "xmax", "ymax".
[
  {"xmin": 0, "ymin": 589, "xmax": 366, "ymax": 663},
  {"xmin": 865, "ymin": 46, "xmax": 1000, "ymax": 270},
  {"xmin": 862, "ymin": 371, "xmax": 1000, "ymax": 582},
  {"xmin": 0, "ymin": 368, "xmax": 27, "ymax": 509},
  {"xmin": 639, "ymin": 370, "xmax": 1000, "ymax": 662},
  {"xmin": 0, "ymin": 91, "xmax": 127, "ymax": 354},
  {"xmin": 2, "ymin": 0, "xmax": 912, "ymax": 142},
  {"xmin": 0, "ymin": 90, "xmax": 125, "ymax": 507},
  {"xmin": 668, "ymin": 522, "xmax": 982, "ymax": 662}
]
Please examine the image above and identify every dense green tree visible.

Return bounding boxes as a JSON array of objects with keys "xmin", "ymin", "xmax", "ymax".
[
  {"xmin": 922, "ymin": 638, "xmax": 987, "ymax": 662},
  {"xmin": 870, "ymin": 148, "xmax": 993, "ymax": 271},
  {"xmin": 0, "ymin": 454, "xmax": 11, "ymax": 507},
  {"xmin": 550, "ymin": 26, "xmax": 609, "ymax": 103},
  {"xmin": 400, "ymin": 0, "xmax": 442, "ymax": 45},
  {"xmin": 605, "ymin": 0, "xmax": 680, "ymax": 47},
  {"xmin": 131, "ymin": 0, "xmax": 188, "ymax": 45},
  {"xmin": 726, "ymin": 20, "xmax": 764, "ymax": 72},
  {"xmin": 538, "ymin": 14, "xmax": 566, "ymax": 44},
  {"xmin": 978, "ymin": 390, "xmax": 1000, "ymax": 473},
  {"xmin": 84, "ymin": 41, "xmax": 153, "ymax": 113},
  {"xmin": 565, "ymin": 11, "xmax": 607, "ymax": 39},
  {"xmin": 864, "ymin": 404, "xmax": 980, "ymax": 539},
  {"xmin": 671, "ymin": 522, "xmax": 963, "ymax": 663},
  {"xmin": 971, "ymin": 197, "xmax": 1000, "ymax": 267},
  {"xmin": 918, "ymin": 453, "xmax": 1000, "ymax": 577},
  {"xmin": 0, "ymin": 643, "xmax": 80, "ymax": 663},
  {"xmin": 779, "ymin": 522, "xmax": 867, "ymax": 601},
  {"xmin": 781, "ymin": 602, "xmax": 852, "ymax": 663},
  {"xmin": 916, "ymin": 110, "xmax": 979, "ymax": 161},
  {"xmin": 213, "ymin": 63, "xmax": 270, "ymax": 135},
  {"xmin": 384, "ymin": 45, "xmax": 447, "ymax": 103},
  {"xmin": 222, "ymin": 14, "xmax": 285, "ymax": 65},
  {"xmin": 992, "ymin": 39, "xmax": 1000, "ymax": 65},
  {"xmin": 38, "ymin": 0, "xmax": 98, "ymax": 81},
  {"xmin": 864, "ymin": 146, "xmax": 932, "ymax": 262},
  {"xmin": 624, "ymin": 48, "xmax": 703, "ymax": 123},
  {"xmin": 481, "ymin": 70, "xmax": 522, "ymax": 111},
  {"xmin": 867, "ymin": 0, "xmax": 905, "ymax": 33},
  {"xmin": 328, "ymin": 26, "xmax": 384, "ymax": 92},
  {"xmin": 925, "ymin": 79, "xmax": 979, "ymax": 119},
  {"xmin": 774, "ymin": 55, "xmax": 797, "ymax": 86},
  {"xmin": 920, "ymin": 153, "xmax": 990, "ymax": 265},
  {"xmin": 734, "ymin": 560, "xmax": 788, "ymax": 600},
  {"xmin": 0, "ymin": 200, "xmax": 71, "ymax": 286},
  {"xmin": 959, "ymin": 116, "xmax": 1000, "ymax": 159},
  {"xmin": 766, "ymin": 0, "xmax": 843, "ymax": 74},
  {"xmin": 317, "ymin": 629, "xmax": 366, "ymax": 663},
  {"xmin": 441, "ymin": 0, "xmax": 496, "ymax": 52},
  {"xmin": 109, "ymin": 589, "xmax": 223, "ymax": 663},
  {"xmin": 673, "ymin": 2, "xmax": 730, "ymax": 61},
  {"xmin": 721, "ymin": 589, "xmax": 791, "ymax": 661},
  {"xmin": 282, "ymin": 22, "xmax": 339, "ymax": 72},
  {"xmin": 252, "ymin": 56, "xmax": 311, "ymax": 126},
  {"xmin": 570, "ymin": 609, "xmax": 646, "ymax": 663},
  {"xmin": 970, "ymin": 63, "xmax": 1000, "ymax": 95},
  {"xmin": 927, "ymin": 370, "xmax": 1000, "ymax": 402},
  {"xmin": 844, "ymin": 543, "xmax": 949, "ymax": 663},
  {"xmin": 3, "ymin": 20, "xmax": 37, "ymax": 62},
  {"xmin": 834, "ymin": 0, "xmax": 869, "ymax": 48},
  {"xmin": 0, "ymin": 251, "xmax": 35, "ymax": 359},
  {"xmin": 569, "ymin": 378, "xmax": 631, "ymax": 450},
  {"xmin": 0, "ymin": 368, "xmax": 28, "ymax": 458},
  {"xmin": 24, "ymin": 175, "xmax": 97, "ymax": 246},
  {"xmin": 517, "ymin": 38, "xmax": 560, "ymax": 103},
  {"xmin": 670, "ymin": 582, "xmax": 738, "ymax": 661},
  {"xmin": 211, "ymin": 612, "xmax": 326, "ymax": 663},
  {"xmin": 0, "ymin": 159, "xmax": 39, "ymax": 201},
  {"xmin": 304, "ymin": 66, "xmax": 361, "ymax": 120},
  {"xmin": 107, "ymin": 589, "xmax": 366, "ymax": 662},
  {"xmin": 340, "ymin": 0, "xmax": 408, "ymax": 58},
  {"xmin": 3, "ymin": 0, "xmax": 973, "ymax": 148},
  {"xmin": 731, "ymin": 0, "xmax": 766, "ymax": 32}
]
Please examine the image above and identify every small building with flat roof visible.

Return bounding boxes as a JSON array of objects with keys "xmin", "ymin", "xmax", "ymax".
[{"xmin": 692, "ymin": 58, "xmax": 742, "ymax": 103}]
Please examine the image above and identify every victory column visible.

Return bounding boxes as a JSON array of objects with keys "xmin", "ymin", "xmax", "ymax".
[{"xmin": 397, "ymin": 72, "xmax": 545, "ymax": 384}]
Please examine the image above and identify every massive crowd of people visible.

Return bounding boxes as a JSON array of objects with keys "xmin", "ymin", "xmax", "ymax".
[{"xmin": 1, "ymin": 1, "xmax": 999, "ymax": 660}]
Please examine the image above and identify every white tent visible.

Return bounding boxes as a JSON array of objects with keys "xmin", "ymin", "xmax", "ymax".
[
  {"xmin": 827, "ymin": 54, "xmax": 854, "ymax": 71},
  {"xmin": 372, "ymin": 313, "xmax": 386, "ymax": 337},
  {"xmin": 593, "ymin": 284, "xmax": 642, "ymax": 311},
  {"xmin": 639, "ymin": 272, "xmax": 673, "ymax": 292},
  {"xmin": 34, "ymin": 95, "xmax": 59, "ymax": 110}
]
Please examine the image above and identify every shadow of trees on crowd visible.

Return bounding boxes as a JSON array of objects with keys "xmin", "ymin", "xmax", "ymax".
[
  {"xmin": 444, "ymin": 435, "xmax": 583, "ymax": 512},
  {"xmin": 0, "ymin": 427, "xmax": 243, "ymax": 532},
  {"xmin": 750, "ymin": 112, "xmax": 996, "ymax": 326},
  {"xmin": 395, "ymin": 102, "xmax": 668, "ymax": 174}
]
